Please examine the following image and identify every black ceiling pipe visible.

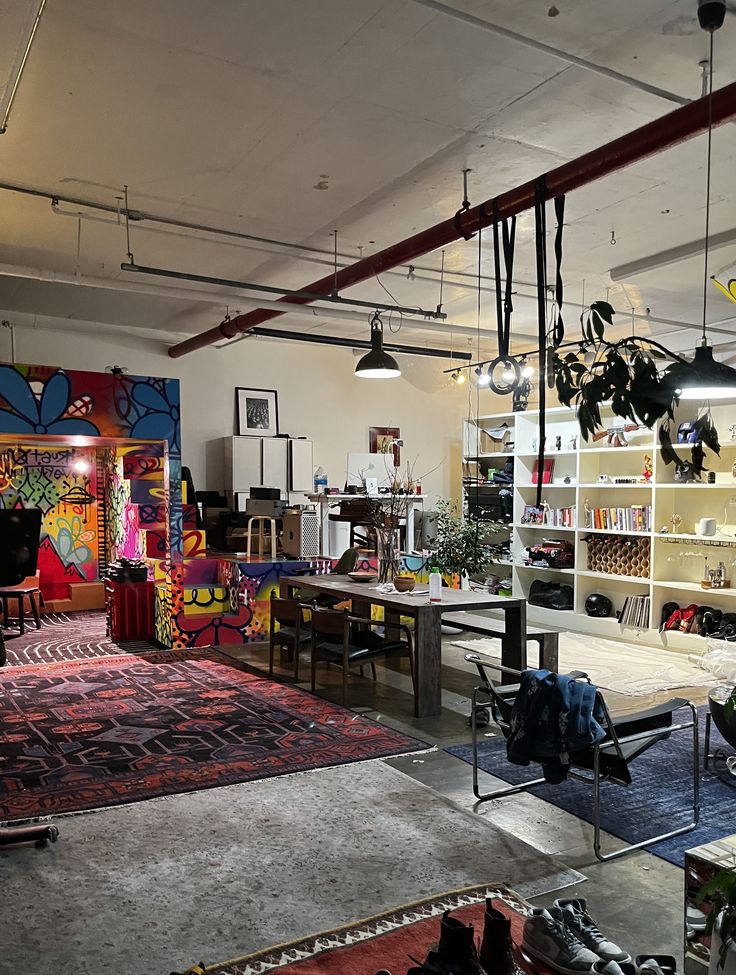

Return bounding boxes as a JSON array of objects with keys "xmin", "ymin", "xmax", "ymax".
[{"xmin": 243, "ymin": 326, "xmax": 472, "ymax": 361}]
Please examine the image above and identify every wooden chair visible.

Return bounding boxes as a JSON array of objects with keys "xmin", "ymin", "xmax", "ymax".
[
  {"xmin": 468, "ymin": 658, "xmax": 699, "ymax": 862},
  {"xmin": 310, "ymin": 607, "xmax": 415, "ymax": 705},
  {"xmin": 292, "ymin": 548, "xmax": 359, "ymax": 608},
  {"xmin": 268, "ymin": 593, "xmax": 310, "ymax": 680},
  {"xmin": 0, "ymin": 574, "xmax": 42, "ymax": 636}
]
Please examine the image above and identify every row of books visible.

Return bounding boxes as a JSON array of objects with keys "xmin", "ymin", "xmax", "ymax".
[
  {"xmin": 589, "ymin": 505, "xmax": 651, "ymax": 532},
  {"xmin": 545, "ymin": 505, "xmax": 576, "ymax": 528},
  {"xmin": 619, "ymin": 594, "xmax": 650, "ymax": 629}
]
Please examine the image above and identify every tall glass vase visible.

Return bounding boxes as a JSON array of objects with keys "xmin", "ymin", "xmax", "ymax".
[{"xmin": 376, "ymin": 526, "xmax": 400, "ymax": 583}]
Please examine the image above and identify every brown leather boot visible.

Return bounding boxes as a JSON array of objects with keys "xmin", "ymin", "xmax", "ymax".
[
  {"xmin": 437, "ymin": 910, "xmax": 488, "ymax": 975},
  {"xmin": 479, "ymin": 900, "xmax": 526, "ymax": 975}
]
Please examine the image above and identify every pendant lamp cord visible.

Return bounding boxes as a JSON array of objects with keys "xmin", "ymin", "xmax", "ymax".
[{"xmin": 701, "ymin": 28, "xmax": 714, "ymax": 346}]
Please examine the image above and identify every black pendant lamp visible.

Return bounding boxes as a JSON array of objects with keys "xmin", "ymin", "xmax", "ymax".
[
  {"xmin": 354, "ymin": 312, "xmax": 401, "ymax": 379},
  {"xmin": 677, "ymin": 3, "xmax": 736, "ymax": 400}
]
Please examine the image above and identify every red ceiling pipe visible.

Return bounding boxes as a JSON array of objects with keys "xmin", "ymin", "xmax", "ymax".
[{"xmin": 168, "ymin": 81, "xmax": 736, "ymax": 358}]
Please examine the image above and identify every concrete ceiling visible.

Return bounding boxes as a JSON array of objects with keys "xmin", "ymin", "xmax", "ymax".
[{"xmin": 1, "ymin": 0, "xmax": 736, "ymax": 362}]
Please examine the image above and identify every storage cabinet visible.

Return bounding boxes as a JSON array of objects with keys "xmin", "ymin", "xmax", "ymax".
[{"xmin": 222, "ymin": 436, "xmax": 312, "ymax": 496}]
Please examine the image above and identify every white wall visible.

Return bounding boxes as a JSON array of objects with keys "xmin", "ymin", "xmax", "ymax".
[{"xmin": 0, "ymin": 320, "xmax": 466, "ymax": 505}]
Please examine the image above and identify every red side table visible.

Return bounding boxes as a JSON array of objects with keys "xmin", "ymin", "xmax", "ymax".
[{"xmin": 105, "ymin": 580, "xmax": 155, "ymax": 642}]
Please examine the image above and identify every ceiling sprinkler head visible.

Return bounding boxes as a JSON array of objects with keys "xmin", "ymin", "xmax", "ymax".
[{"xmin": 698, "ymin": 0, "xmax": 726, "ymax": 31}]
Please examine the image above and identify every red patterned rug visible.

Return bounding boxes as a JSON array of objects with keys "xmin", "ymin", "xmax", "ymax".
[
  {"xmin": 0, "ymin": 650, "xmax": 429, "ymax": 822},
  {"xmin": 2, "ymin": 610, "xmax": 155, "ymax": 667},
  {"xmin": 174, "ymin": 884, "xmax": 553, "ymax": 975}
]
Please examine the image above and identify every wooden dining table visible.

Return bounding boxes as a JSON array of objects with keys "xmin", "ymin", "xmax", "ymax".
[{"xmin": 279, "ymin": 574, "xmax": 527, "ymax": 718}]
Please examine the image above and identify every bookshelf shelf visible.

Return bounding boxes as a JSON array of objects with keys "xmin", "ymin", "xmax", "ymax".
[{"xmin": 465, "ymin": 399, "xmax": 736, "ymax": 651}]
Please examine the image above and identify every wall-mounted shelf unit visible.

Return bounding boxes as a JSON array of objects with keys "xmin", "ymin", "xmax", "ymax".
[{"xmin": 471, "ymin": 401, "xmax": 736, "ymax": 652}]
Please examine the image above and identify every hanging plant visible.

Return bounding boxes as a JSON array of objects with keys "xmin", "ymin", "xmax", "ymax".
[{"xmin": 552, "ymin": 301, "xmax": 720, "ymax": 478}]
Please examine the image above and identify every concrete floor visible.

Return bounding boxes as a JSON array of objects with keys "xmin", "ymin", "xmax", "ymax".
[
  {"xmin": 1, "ymin": 634, "xmax": 709, "ymax": 974},
  {"xmin": 225, "ymin": 635, "xmax": 712, "ymax": 967}
]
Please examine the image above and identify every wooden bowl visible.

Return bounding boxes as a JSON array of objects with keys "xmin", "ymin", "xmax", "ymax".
[
  {"xmin": 348, "ymin": 571, "xmax": 378, "ymax": 583},
  {"xmin": 393, "ymin": 575, "xmax": 416, "ymax": 592}
]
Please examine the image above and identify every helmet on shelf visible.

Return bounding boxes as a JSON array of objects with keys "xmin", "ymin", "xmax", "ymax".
[{"xmin": 585, "ymin": 593, "xmax": 613, "ymax": 618}]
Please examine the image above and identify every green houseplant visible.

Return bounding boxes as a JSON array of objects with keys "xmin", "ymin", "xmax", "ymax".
[
  {"xmin": 698, "ymin": 869, "xmax": 736, "ymax": 973},
  {"xmin": 552, "ymin": 301, "xmax": 721, "ymax": 479},
  {"xmin": 431, "ymin": 499, "xmax": 504, "ymax": 586}
]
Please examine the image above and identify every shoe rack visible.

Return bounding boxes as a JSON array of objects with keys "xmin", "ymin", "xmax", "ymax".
[{"xmin": 464, "ymin": 401, "xmax": 736, "ymax": 652}]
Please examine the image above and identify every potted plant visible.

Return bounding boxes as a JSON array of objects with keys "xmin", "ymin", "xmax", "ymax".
[
  {"xmin": 698, "ymin": 870, "xmax": 736, "ymax": 975},
  {"xmin": 430, "ymin": 499, "xmax": 504, "ymax": 588},
  {"xmin": 552, "ymin": 301, "xmax": 721, "ymax": 479}
]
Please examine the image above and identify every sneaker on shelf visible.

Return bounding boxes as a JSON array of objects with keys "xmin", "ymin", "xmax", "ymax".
[
  {"xmin": 635, "ymin": 956, "xmax": 677, "ymax": 975},
  {"xmin": 522, "ymin": 907, "xmax": 600, "ymax": 975},
  {"xmin": 553, "ymin": 899, "xmax": 631, "ymax": 964}
]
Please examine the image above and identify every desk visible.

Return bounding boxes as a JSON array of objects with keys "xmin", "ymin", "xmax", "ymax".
[
  {"xmin": 307, "ymin": 494, "xmax": 426, "ymax": 558},
  {"xmin": 280, "ymin": 574, "xmax": 527, "ymax": 717}
]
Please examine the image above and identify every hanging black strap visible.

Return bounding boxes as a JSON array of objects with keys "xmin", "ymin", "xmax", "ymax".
[
  {"xmin": 534, "ymin": 176, "xmax": 548, "ymax": 509},
  {"xmin": 491, "ymin": 199, "xmax": 504, "ymax": 358},
  {"xmin": 500, "ymin": 215, "xmax": 516, "ymax": 359},
  {"xmin": 550, "ymin": 194, "xmax": 566, "ymax": 354}
]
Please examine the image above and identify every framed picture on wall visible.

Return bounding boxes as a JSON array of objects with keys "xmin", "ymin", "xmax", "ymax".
[
  {"xmin": 369, "ymin": 426, "xmax": 400, "ymax": 467},
  {"xmin": 236, "ymin": 388, "xmax": 279, "ymax": 437}
]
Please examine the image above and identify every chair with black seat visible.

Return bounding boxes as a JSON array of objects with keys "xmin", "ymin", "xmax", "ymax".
[
  {"xmin": 328, "ymin": 498, "xmax": 378, "ymax": 550},
  {"xmin": 468, "ymin": 658, "xmax": 700, "ymax": 862},
  {"xmin": 310, "ymin": 606, "xmax": 415, "ymax": 705},
  {"xmin": 268, "ymin": 592, "xmax": 311, "ymax": 680},
  {"xmin": 292, "ymin": 547, "xmax": 359, "ymax": 608}
]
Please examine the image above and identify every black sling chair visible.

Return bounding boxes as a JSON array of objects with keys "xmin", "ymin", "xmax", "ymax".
[{"xmin": 466, "ymin": 654, "xmax": 700, "ymax": 862}]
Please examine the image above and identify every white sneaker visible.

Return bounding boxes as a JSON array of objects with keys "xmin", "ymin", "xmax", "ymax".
[
  {"xmin": 523, "ymin": 907, "xmax": 601, "ymax": 975},
  {"xmin": 554, "ymin": 898, "xmax": 631, "ymax": 964}
]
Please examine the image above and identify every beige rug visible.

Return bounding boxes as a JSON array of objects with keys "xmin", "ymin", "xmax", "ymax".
[{"xmin": 453, "ymin": 632, "xmax": 718, "ymax": 696}]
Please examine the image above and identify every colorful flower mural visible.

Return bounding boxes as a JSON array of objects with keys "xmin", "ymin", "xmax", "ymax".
[{"xmin": 0, "ymin": 368, "xmax": 100, "ymax": 437}]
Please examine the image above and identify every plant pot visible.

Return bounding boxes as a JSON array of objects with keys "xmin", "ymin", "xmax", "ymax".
[{"xmin": 710, "ymin": 915, "xmax": 736, "ymax": 975}]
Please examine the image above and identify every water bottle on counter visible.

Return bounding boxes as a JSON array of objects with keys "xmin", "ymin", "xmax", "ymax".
[{"xmin": 314, "ymin": 466, "xmax": 328, "ymax": 493}]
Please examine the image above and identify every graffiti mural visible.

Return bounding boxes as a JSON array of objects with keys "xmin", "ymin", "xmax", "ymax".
[{"xmin": 0, "ymin": 444, "xmax": 99, "ymax": 600}]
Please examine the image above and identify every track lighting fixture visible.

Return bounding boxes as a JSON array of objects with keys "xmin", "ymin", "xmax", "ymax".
[
  {"xmin": 474, "ymin": 366, "xmax": 490, "ymax": 386},
  {"xmin": 355, "ymin": 312, "xmax": 401, "ymax": 379},
  {"xmin": 451, "ymin": 369, "xmax": 466, "ymax": 385},
  {"xmin": 520, "ymin": 358, "xmax": 534, "ymax": 378}
]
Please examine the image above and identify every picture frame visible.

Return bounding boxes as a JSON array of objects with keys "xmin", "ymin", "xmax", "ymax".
[
  {"xmin": 236, "ymin": 387, "xmax": 279, "ymax": 437},
  {"xmin": 369, "ymin": 426, "xmax": 400, "ymax": 467},
  {"xmin": 522, "ymin": 505, "xmax": 545, "ymax": 525}
]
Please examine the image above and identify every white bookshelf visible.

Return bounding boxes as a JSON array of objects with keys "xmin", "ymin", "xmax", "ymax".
[{"xmin": 469, "ymin": 402, "xmax": 736, "ymax": 652}]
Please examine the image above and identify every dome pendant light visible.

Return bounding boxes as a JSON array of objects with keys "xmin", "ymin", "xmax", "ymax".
[
  {"xmin": 354, "ymin": 312, "xmax": 401, "ymax": 379},
  {"xmin": 677, "ymin": 9, "xmax": 736, "ymax": 401}
]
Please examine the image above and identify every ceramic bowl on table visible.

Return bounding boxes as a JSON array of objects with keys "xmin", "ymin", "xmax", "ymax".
[
  {"xmin": 393, "ymin": 575, "xmax": 416, "ymax": 592},
  {"xmin": 347, "ymin": 571, "xmax": 378, "ymax": 583}
]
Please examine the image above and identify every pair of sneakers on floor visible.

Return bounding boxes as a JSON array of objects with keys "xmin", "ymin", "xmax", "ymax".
[{"xmin": 523, "ymin": 899, "xmax": 677, "ymax": 975}]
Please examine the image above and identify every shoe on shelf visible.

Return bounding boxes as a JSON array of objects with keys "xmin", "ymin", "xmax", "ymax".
[
  {"xmin": 678, "ymin": 604, "xmax": 699, "ymax": 633},
  {"xmin": 634, "ymin": 955, "xmax": 677, "ymax": 975},
  {"xmin": 522, "ymin": 907, "xmax": 600, "ymax": 975},
  {"xmin": 438, "ymin": 910, "xmax": 488, "ymax": 975},
  {"xmin": 553, "ymin": 898, "xmax": 631, "ymax": 964}
]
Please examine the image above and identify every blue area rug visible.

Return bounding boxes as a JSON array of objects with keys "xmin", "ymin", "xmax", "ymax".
[{"xmin": 446, "ymin": 709, "xmax": 735, "ymax": 866}]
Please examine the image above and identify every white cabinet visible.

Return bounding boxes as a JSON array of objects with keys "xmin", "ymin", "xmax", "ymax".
[
  {"xmin": 223, "ymin": 436, "xmax": 306, "ymax": 496},
  {"xmin": 289, "ymin": 439, "xmax": 314, "ymax": 492},
  {"xmin": 224, "ymin": 437, "xmax": 261, "ymax": 493},
  {"xmin": 261, "ymin": 438, "xmax": 288, "ymax": 492}
]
